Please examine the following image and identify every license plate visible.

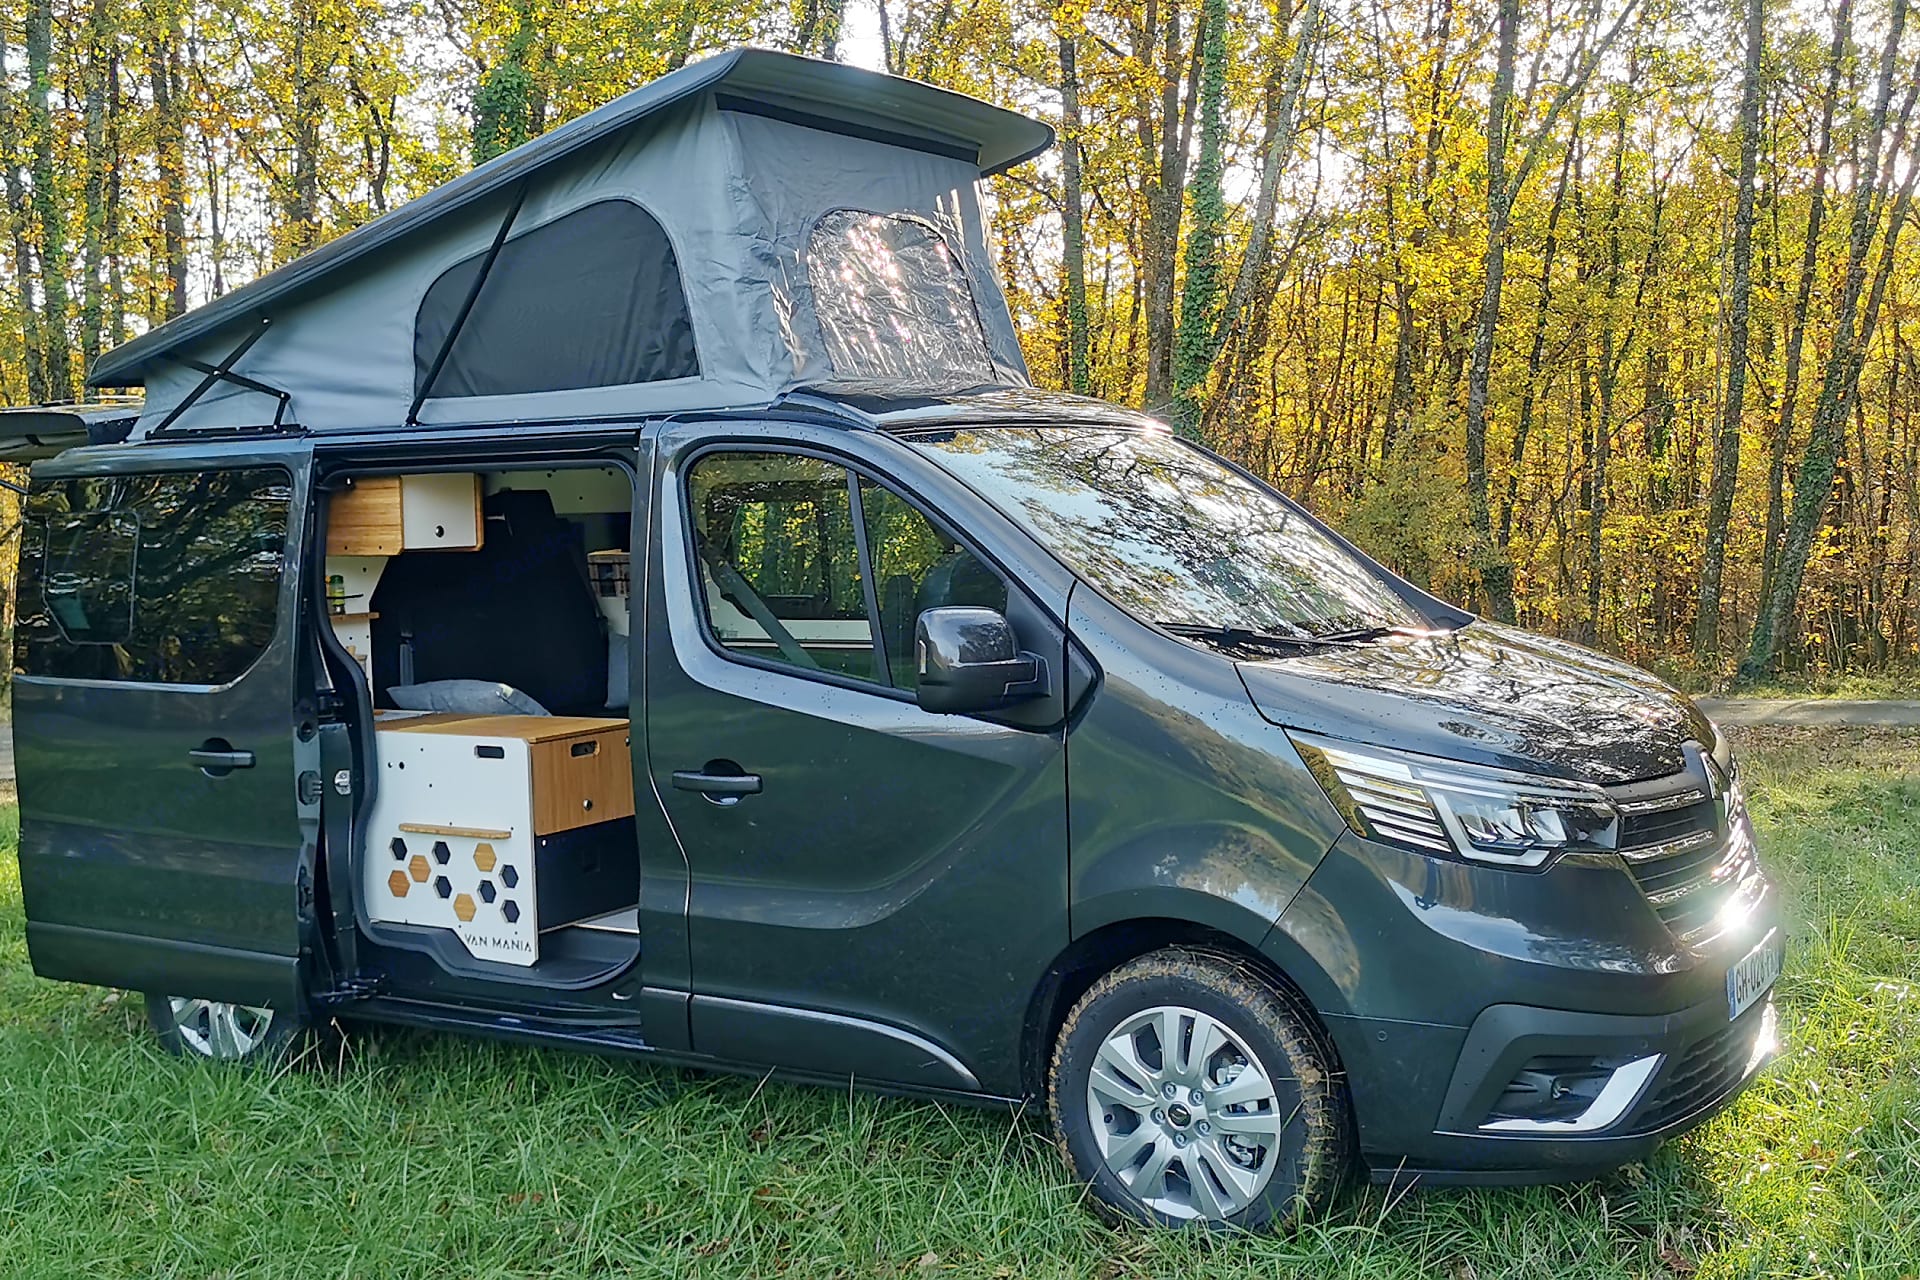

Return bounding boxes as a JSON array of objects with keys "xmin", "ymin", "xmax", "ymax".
[{"xmin": 1727, "ymin": 928, "xmax": 1783, "ymax": 1021}]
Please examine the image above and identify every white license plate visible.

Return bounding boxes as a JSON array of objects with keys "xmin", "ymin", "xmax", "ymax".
[{"xmin": 1727, "ymin": 928, "xmax": 1783, "ymax": 1021}]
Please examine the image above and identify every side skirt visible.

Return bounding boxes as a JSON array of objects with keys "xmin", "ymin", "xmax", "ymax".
[{"xmin": 339, "ymin": 992, "xmax": 1023, "ymax": 1110}]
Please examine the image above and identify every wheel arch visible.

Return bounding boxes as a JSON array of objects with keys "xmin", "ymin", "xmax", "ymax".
[{"xmin": 1019, "ymin": 916, "xmax": 1345, "ymax": 1100}]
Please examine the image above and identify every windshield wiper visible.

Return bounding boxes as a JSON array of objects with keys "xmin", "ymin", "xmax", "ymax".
[
  {"xmin": 1157, "ymin": 622, "xmax": 1324, "ymax": 650},
  {"xmin": 1310, "ymin": 624, "xmax": 1438, "ymax": 643}
]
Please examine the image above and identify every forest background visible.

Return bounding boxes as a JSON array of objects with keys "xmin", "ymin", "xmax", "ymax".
[{"xmin": 2, "ymin": 0, "xmax": 1918, "ymax": 690}]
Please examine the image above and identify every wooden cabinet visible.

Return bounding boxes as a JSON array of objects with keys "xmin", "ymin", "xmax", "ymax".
[{"xmin": 327, "ymin": 472, "xmax": 484, "ymax": 555}]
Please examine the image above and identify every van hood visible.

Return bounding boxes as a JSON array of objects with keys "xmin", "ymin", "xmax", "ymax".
[{"xmin": 1236, "ymin": 622, "xmax": 1713, "ymax": 784}]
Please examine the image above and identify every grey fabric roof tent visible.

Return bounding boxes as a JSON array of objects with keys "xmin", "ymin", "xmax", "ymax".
[{"xmin": 91, "ymin": 49, "xmax": 1053, "ymax": 438}]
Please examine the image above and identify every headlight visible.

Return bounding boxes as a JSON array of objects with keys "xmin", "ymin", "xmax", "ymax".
[{"xmin": 1289, "ymin": 731, "xmax": 1620, "ymax": 869}]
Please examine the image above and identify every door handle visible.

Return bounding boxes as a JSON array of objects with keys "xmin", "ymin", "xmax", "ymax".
[
  {"xmin": 189, "ymin": 741, "xmax": 256, "ymax": 776},
  {"xmin": 672, "ymin": 768, "xmax": 762, "ymax": 798}
]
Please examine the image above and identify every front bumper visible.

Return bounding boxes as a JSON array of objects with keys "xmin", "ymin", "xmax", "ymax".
[
  {"xmin": 1266, "ymin": 826, "xmax": 1780, "ymax": 1184},
  {"xmin": 1366, "ymin": 992, "xmax": 1779, "ymax": 1184}
]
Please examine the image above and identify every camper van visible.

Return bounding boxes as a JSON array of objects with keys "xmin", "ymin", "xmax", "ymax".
[{"xmin": 3, "ymin": 50, "xmax": 1778, "ymax": 1231}]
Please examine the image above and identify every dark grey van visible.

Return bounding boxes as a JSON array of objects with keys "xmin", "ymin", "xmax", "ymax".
[{"xmin": 4, "ymin": 50, "xmax": 1779, "ymax": 1233}]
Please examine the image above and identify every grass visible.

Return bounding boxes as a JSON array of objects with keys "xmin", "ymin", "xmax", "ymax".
[
  {"xmin": 1654, "ymin": 660, "xmax": 1920, "ymax": 701},
  {"xmin": 2, "ymin": 729, "xmax": 1917, "ymax": 1278}
]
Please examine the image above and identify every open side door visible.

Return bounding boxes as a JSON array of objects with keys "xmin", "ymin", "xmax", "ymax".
[{"xmin": 13, "ymin": 435, "xmax": 321, "ymax": 1009}]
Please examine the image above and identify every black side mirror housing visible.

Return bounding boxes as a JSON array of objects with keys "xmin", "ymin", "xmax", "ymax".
[{"xmin": 914, "ymin": 606, "xmax": 1051, "ymax": 715}]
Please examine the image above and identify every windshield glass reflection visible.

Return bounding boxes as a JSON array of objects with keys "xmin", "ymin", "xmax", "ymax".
[{"xmin": 909, "ymin": 427, "xmax": 1420, "ymax": 638}]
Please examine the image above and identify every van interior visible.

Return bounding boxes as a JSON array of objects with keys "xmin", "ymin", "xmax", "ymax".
[{"xmin": 323, "ymin": 463, "xmax": 640, "ymax": 988}]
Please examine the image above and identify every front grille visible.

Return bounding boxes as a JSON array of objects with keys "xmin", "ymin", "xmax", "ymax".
[
  {"xmin": 1630, "ymin": 1000, "xmax": 1772, "ymax": 1133},
  {"xmin": 1610, "ymin": 770, "xmax": 1754, "ymax": 942}
]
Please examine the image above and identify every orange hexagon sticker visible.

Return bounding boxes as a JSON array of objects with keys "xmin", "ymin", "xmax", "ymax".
[
  {"xmin": 387, "ymin": 870, "xmax": 410, "ymax": 898},
  {"xmin": 473, "ymin": 842, "xmax": 497, "ymax": 872},
  {"xmin": 409, "ymin": 854, "xmax": 431, "ymax": 883},
  {"xmin": 452, "ymin": 893, "xmax": 477, "ymax": 923}
]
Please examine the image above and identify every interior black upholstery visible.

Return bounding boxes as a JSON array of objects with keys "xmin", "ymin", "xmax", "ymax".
[
  {"xmin": 369, "ymin": 489, "xmax": 609, "ymax": 716},
  {"xmin": 915, "ymin": 551, "xmax": 1008, "ymax": 616}
]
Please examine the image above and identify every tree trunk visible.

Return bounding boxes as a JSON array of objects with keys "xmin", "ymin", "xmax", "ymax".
[
  {"xmin": 149, "ymin": 17, "xmax": 189, "ymax": 321},
  {"xmin": 1059, "ymin": 31, "xmax": 1090, "ymax": 395},
  {"xmin": 1742, "ymin": 0, "xmax": 1913, "ymax": 682},
  {"xmin": 1464, "ymin": 0, "xmax": 1520, "ymax": 621},
  {"xmin": 1694, "ymin": 0, "xmax": 1766, "ymax": 665},
  {"xmin": 1139, "ymin": 0, "xmax": 1191, "ymax": 415},
  {"xmin": 1172, "ymin": 0, "xmax": 1228, "ymax": 437},
  {"xmin": 80, "ymin": 0, "xmax": 115, "ymax": 376},
  {"xmin": 0, "ymin": 26, "xmax": 48, "ymax": 403},
  {"xmin": 1500, "ymin": 131, "xmax": 1577, "ymax": 549},
  {"xmin": 27, "ymin": 0, "xmax": 73, "ymax": 401},
  {"xmin": 1760, "ymin": 0, "xmax": 1849, "ymax": 613}
]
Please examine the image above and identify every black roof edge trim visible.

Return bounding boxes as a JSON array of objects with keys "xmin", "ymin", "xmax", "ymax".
[{"xmin": 715, "ymin": 93, "xmax": 980, "ymax": 164}]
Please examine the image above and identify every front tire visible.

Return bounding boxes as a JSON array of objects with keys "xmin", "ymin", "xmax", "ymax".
[
  {"xmin": 1048, "ymin": 947, "xmax": 1351, "ymax": 1230},
  {"xmin": 146, "ymin": 994, "xmax": 302, "ymax": 1064}
]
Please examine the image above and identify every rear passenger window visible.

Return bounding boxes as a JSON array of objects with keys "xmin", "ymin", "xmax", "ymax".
[
  {"xmin": 14, "ymin": 469, "xmax": 291, "ymax": 685},
  {"xmin": 686, "ymin": 451, "xmax": 1007, "ymax": 691}
]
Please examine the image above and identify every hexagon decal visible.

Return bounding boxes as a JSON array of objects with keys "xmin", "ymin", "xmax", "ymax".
[
  {"xmin": 473, "ymin": 843, "xmax": 497, "ymax": 873},
  {"xmin": 433, "ymin": 875, "xmax": 453, "ymax": 899},
  {"xmin": 501, "ymin": 900, "xmax": 521, "ymax": 924},
  {"xmin": 409, "ymin": 854, "xmax": 431, "ymax": 883},
  {"xmin": 387, "ymin": 869, "xmax": 410, "ymax": 898},
  {"xmin": 500, "ymin": 864, "xmax": 519, "ymax": 889},
  {"xmin": 479, "ymin": 880, "xmax": 497, "ymax": 903},
  {"xmin": 452, "ymin": 893, "xmax": 477, "ymax": 922},
  {"xmin": 432, "ymin": 840, "xmax": 452, "ymax": 865},
  {"xmin": 389, "ymin": 837, "xmax": 408, "ymax": 861}
]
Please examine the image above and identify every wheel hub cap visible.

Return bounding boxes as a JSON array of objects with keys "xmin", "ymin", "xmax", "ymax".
[
  {"xmin": 168, "ymin": 997, "xmax": 275, "ymax": 1059},
  {"xmin": 1084, "ymin": 1004, "xmax": 1284, "ymax": 1221}
]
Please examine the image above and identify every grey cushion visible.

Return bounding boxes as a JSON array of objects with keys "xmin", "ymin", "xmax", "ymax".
[{"xmin": 387, "ymin": 679, "xmax": 551, "ymax": 717}]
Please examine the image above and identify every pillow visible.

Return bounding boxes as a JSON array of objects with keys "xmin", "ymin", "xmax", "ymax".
[
  {"xmin": 606, "ymin": 632, "xmax": 629, "ymax": 711},
  {"xmin": 387, "ymin": 679, "xmax": 551, "ymax": 717}
]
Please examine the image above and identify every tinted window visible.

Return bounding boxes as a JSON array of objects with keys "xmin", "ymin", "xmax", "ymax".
[
  {"xmin": 909, "ymin": 428, "xmax": 1419, "ymax": 639},
  {"xmin": 415, "ymin": 199, "xmax": 699, "ymax": 400},
  {"xmin": 15, "ymin": 469, "xmax": 291, "ymax": 685},
  {"xmin": 809, "ymin": 211, "xmax": 996, "ymax": 385}
]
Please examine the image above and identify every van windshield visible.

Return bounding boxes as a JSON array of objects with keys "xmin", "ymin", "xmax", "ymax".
[{"xmin": 907, "ymin": 426, "xmax": 1422, "ymax": 640}]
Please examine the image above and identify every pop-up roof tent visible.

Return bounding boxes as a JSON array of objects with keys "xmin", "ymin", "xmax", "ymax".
[{"xmin": 87, "ymin": 49, "xmax": 1053, "ymax": 438}]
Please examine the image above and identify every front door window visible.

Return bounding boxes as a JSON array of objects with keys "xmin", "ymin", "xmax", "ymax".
[{"xmin": 686, "ymin": 450, "xmax": 1005, "ymax": 691}]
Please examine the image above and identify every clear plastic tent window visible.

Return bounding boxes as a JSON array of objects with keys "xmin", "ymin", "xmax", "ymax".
[{"xmin": 808, "ymin": 210, "xmax": 997, "ymax": 386}]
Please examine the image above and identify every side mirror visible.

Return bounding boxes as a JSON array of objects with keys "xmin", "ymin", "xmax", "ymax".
[{"xmin": 914, "ymin": 606, "xmax": 1051, "ymax": 715}]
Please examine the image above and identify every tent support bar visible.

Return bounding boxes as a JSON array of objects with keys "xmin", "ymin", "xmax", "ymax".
[
  {"xmin": 408, "ymin": 183, "xmax": 528, "ymax": 427},
  {"xmin": 179, "ymin": 358, "xmax": 294, "ymax": 428},
  {"xmin": 150, "ymin": 317, "xmax": 274, "ymax": 438}
]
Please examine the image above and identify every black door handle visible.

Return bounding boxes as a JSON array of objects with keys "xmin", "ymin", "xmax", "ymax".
[
  {"xmin": 190, "ymin": 741, "xmax": 255, "ymax": 776},
  {"xmin": 672, "ymin": 768, "xmax": 762, "ymax": 798}
]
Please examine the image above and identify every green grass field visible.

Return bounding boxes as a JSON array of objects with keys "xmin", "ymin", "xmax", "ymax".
[{"xmin": 3, "ymin": 727, "xmax": 1917, "ymax": 1278}]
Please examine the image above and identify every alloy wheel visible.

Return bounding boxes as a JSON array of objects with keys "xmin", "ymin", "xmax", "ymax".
[
  {"xmin": 167, "ymin": 997, "xmax": 277, "ymax": 1060},
  {"xmin": 1084, "ymin": 1003, "xmax": 1285, "ymax": 1221}
]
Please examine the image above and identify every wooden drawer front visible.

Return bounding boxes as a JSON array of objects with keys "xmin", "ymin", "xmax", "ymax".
[{"xmin": 530, "ymin": 726, "xmax": 634, "ymax": 835}]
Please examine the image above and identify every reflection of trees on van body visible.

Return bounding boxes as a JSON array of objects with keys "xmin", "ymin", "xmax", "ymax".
[{"xmin": 15, "ymin": 470, "xmax": 288, "ymax": 685}]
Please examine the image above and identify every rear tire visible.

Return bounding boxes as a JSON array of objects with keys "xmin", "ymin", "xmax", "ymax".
[
  {"xmin": 145, "ymin": 994, "xmax": 304, "ymax": 1064},
  {"xmin": 1048, "ymin": 946, "xmax": 1352, "ymax": 1231}
]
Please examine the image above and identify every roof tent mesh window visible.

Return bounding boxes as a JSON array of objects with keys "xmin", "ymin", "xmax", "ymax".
[
  {"xmin": 808, "ymin": 210, "xmax": 996, "ymax": 385},
  {"xmin": 414, "ymin": 199, "xmax": 699, "ymax": 400}
]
